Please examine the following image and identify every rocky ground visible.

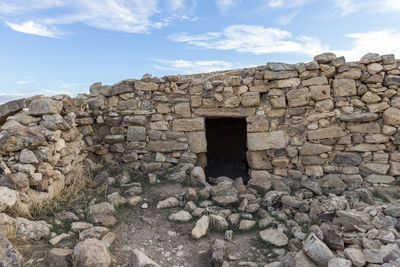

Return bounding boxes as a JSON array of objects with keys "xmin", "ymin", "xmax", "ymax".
[{"xmin": 2, "ymin": 164, "xmax": 400, "ymax": 266}]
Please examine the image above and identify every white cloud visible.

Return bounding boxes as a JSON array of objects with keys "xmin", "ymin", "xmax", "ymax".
[
  {"xmin": 168, "ymin": 0, "xmax": 184, "ymax": 10},
  {"xmin": 169, "ymin": 25, "xmax": 328, "ymax": 56},
  {"xmin": 216, "ymin": 0, "xmax": 240, "ymax": 13},
  {"xmin": 16, "ymin": 80, "xmax": 32, "ymax": 85},
  {"xmin": 268, "ymin": 0, "xmax": 284, "ymax": 7},
  {"xmin": 1, "ymin": 0, "xmax": 193, "ymax": 37},
  {"xmin": 152, "ymin": 58, "xmax": 250, "ymax": 74},
  {"xmin": 334, "ymin": 29, "xmax": 400, "ymax": 61},
  {"xmin": 334, "ymin": 0, "xmax": 400, "ymax": 16},
  {"xmin": 6, "ymin": 20, "xmax": 62, "ymax": 38}
]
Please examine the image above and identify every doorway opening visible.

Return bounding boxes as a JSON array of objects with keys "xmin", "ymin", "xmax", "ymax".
[{"xmin": 205, "ymin": 118, "xmax": 249, "ymax": 183}]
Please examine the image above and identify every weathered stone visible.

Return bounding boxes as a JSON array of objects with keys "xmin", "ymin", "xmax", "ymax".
[
  {"xmin": 383, "ymin": 107, "xmax": 400, "ymax": 126},
  {"xmin": 172, "ymin": 118, "xmax": 204, "ymax": 131},
  {"xmin": 286, "ymin": 88, "xmax": 309, "ymax": 107},
  {"xmin": 303, "ymin": 233, "xmax": 334, "ymax": 266},
  {"xmin": 241, "ymin": 92, "xmax": 260, "ymax": 107},
  {"xmin": 259, "ymin": 229, "xmax": 288, "ymax": 246},
  {"xmin": 267, "ymin": 62, "xmax": 295, "ymax": 71},
  {"xmin": 192, "ymin": 215, "xmax": 209, "ymax": 239},
  {"xmin": 208, "ymin": 239, "xmax": 227, "ymax": 267},
  {"xmin": 247, "ymin": 130, "xmax": 289, "ymax": 150},
  {"xmin": 360, "ymin": 163, "xmax": 389, "ymax": 175},
  {"xmin": 328, "ymin": 257, "xmax": 352, "ymax": 267},
  {"xmin": 300, "ymin": 143, "xmax": 332, "ymax": 155},
  {"xmin": 73, "ymin": 239, "xmax": 111, "ymax": 267},
  {"xmin": 268, "ymin": 78, "xmax": 301, "ymax": 89},
  {"xmin": 332, "ymin": 79, "xmax": 356, "ymax": 97},
  {"xmin": 147, "ymin": 141, "xmax": 188, "ymax": 152},
  {"xmin": 310, "ymin": 85, "xmax": 331, "ymax": 101},
  {"xmin": 384, "ymin": 75, "xmax": 400, "ymax": 86},
  {"xmin": 264, "ymin": 70, "xmax": 298, "ymax": 80},
  {"xmin": 347, "ymin": 122, "xmax": 381, "ymax": 133},
  {"xmin": 157, "ymin": 197, "xmax": 179, "ymax": 209},
  {"xmin": 131, "ymin": 248, "xmax": 161, "ymax": 267},
  {"xmin": 135, "ymin": 81, "xmax": 158, "ymax": 91},
  {"xmin": 127, "ymin": 126, "xmax": 146, "ymax": 141},
  {"xmin": 188, "ymin": 132, "xmax": 207, "ymax": 153},
  {"xmin": 210, "ymin": 215, "xmax": 229, "ymax": 231},
  {"xmin": 365, "ymin": 174, "xmax": 395, "ymax": 184},
  {"xmin": 0, "ymin": 234, "xmax": 22, "ymax": 267},
  {"xmin": 332, "ymin": 153, "xmax": 362, "ymax": 166},
  {"xmin": 168, "ymin": 210, "xmax": 192, "ymax": 222},
  {"xmin": 344, "ymin": 248, "xmax": 366, "ymax": 267},
  {"xmin": 28, "ymin": 99, "xmax": 63, "ymax": 116},
  {"xmin": 248, "ymin": 173, "xmax": 271, "ymax": 194},
  {"xmin": 339, "ymin": 113, "xmax": 379, "ymax": 122},
  {"xmin": 45, "ymin": 248, "xmax": 72, "ymax": 267},
  {"xmin": 291, "ymin": 250, "xmax": 318, "ymax": 267},
  {"xmin": 247, "ymin": 151, "xmax": 272, "ymax": 170},
  {"xmin": 308, "ymin": 127, "xmax": 345, "ymax": 140},
  {"xmin": 337, "ymin": 210, "xmax": 371, "ymax": 230}
]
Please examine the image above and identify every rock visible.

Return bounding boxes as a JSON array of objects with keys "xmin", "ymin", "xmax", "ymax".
[
  {"xmin": 310, "ymin": 85, "xmax": 331, "ymax": 101},
  {"xmin": 362, "ymin": 92, "xmax": 381, "ymax": 104},
  {"xmin": 168, "ymin": 210, "xmax": 192, "ymax": 223},
  {"xmin": 212, "ymin": 196, "xmax": 239, "ymax": 207},
  {"xmin": 247, "ymin": 173, "xmax": 271, "ymax": 194},
  {"xmin": 208, "ymin": 239, "xmax": 227, "ymax": 267},
  {"xmin": 383, "ymin": 107, "xmax": 400, "ymax": 126},
  {"xmin": 337, "ymin": 210, "xmax": 371, "ymax": 231},
  {"xmin": 303, "ymin": 233, "xmax": 334, "ymax": 266},
  {"xmin": 314, "ymin": 52, "xmax": 337, "ymax": 63},
  {"xmin": 0, "ymin": 234, "xmax": 22, "ymax": 267},
  {"xmin": 190, "ymin": 166, "xmax": 206, "ymax": 186},
  {"xmin": 239, "ymin": 220, "xmax": 256, "ymax": 230},
  {"xmin": 45, "ymin": 248, "xmax": 73, "ymax": 267},
  {"xmin": 107, "ymin": 192, "xmax": 127, "ymax": 207},
  {"xmin": 263, "ymin": 191, "xmax": 288, "ymax": 206},
  {"xmin": 364, "ymin": 249, "xmax": 383, "ymax": 264},
  {"xmin": 259, "ymin": 229, "xmax": 288, "ymax": 247},
  {"xmin": 73, "ymin": 238, "xmax": 111, "ymax": 267},
  {"xmin": 339, "ymin": 113, "xmax": 379, "ymax": 122},
  {"xmin": 127, "ymin": 196, "xmax": 142, "ymax": 206},
  {"xmin": 360, "ymin": 53, "xmax": 381, "ymax": 64},
  {"xmin": 14, "ymin": 217, "xmax": 51, "ymax": 240},
  {"xmin": 101, "ymin": 232, "xmax": 117, "ymax": 247},
  {"xmin": 264, "ymin": 70, "xmax": 298, "ymax": 80},
  {"xmin": 384, "ymin": 201, "xmax": 400, "ymax": 217},
  {"xmin": 131, "ymin": 248, "xmax": 161, "ymax": 267},
  {"xmin": 28, "ymin": 99, "xmax": 63, "ymax": 116},
  {"xmin": 384, "ymin": 75, "xmax": 400, "ymax": 86},
  {"xmin": 267, "ymin": 62, "xmax": 295, "ymax": 71},
  {"xmin": 300, "ymin": 143, "xmax": 332, "ymax": 155},
  {"xmin": 332, "ymin": 79, "xmax": 356, "ymax": 97},
  {"xmin": 210, "ymin": 215, "xmax": 229, "ymax": 231},
  {"xmin": 379, "ymin": 243, "xmax": 400, "ymax": 262},
  {"xmin": 308, "ymin": 127, "xmax": 346, "ymax": 140},
  {"xmin": 79, "ymin": 226, "xmax": 109, "ymax": 240},
  {"xmin": 290, "ymin": 250, "xmax": 317, "ymax": 267},
  {"xmin": 71, "ymin": 222, "xmax": 93, "ymax": 233},
  {"xmin": 344, "ymin": 248, "xmax": 366, "ymax": 267},
  {"xmin": 49, "ymin": 232, "xmax": 72, "ymax": 246},
  {"xmin": 156, "ymin": 197, "xmax": 179, "ymax": 209},
  {"xmin": 192, "ymin": 215, "xmax": 209, "ymax": 239},
  {"xmin": 365, "ymin": 174, "xmax": 395, "ymax": 184},
  {"xmin": 135, "ymin": 81, "xmax": 158, "ymax": 91},
  {"xmin": 0, "ymin": 126, "xmax": 46, "ymax": 152},
  {"xmin": 247, "ymin": 130, "xmax": 289, "ymax": 150},
  {"xmin": 332, "ymin": 153, "xmax": 362, "ymax": 166},
  {"xmin": 286, "ymin": 88, "xmax": 309, "ymax": 107},
  {"xmin": 19, "ymin": 149, "xmax": 38, "ymax": 164},
  {"xmin": 0, "ymin": 187, "xmax": 17, "ymax": 212},
  {"xmin": 89, "ymin": 202, "xmax": 115, "ymax": 216},
  {"xmin": 328, "ymin": 257, "xmax": 352, "ymax": 267}
]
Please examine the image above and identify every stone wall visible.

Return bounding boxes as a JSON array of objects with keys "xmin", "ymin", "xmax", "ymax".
[
  {"xmin": 0, "ymin": 95, "xmax": 87, "ymax": 214},
  {"xmin": 82, "ymin": 52, "xmax": 400, "ymax": 187},
  {"xmin": 2, "ymin": 52, "xmax": 400, "ymax": 211}
]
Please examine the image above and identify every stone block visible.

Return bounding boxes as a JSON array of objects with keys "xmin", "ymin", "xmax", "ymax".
[
  {"xmin": 241, "ymin": 92, "xmax": 260, "ymax": 107},
  {"xmin": 308, "ymin": 127, "xmax": 346, "ymax": 140},
  {"xmin": 135, "ymin": 81, "xmax": 158, "ymax": 91},
  {"xmin": 188, "ymin": 132, "xmax": 207, "ymax": 153},
  {"xmin": 332, "ymin": 79, "xmax": 356, "ymax": 97},
  {"xmin": 246, "ymin": 116, "xmax": 268, "ymax": 132},
  {"xmin": 127, "ymin": 126, "xmax": 146, "ymax": 141},
  {"xmin": 247, "ymin": 130, "xmax": 289, "ymax": 150},
  {"xmin": 286, "ymin": 87, "xmax": 309, "ymax": 107},
  {"xmin": 247, "ymin": 151, "xmax": 272, "ymax": 170},
  {"xmin": 172, "ymin": 118, "xmax": 204, "ymax": 131},
  {"xmin": 310, "ymin": 85, "xmax": 331, "ymax": 101}
]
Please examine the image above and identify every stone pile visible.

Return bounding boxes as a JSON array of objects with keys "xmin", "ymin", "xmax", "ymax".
[{"xmin": 0, "ymin": 96, "xmax": 87, "ymax": 214}]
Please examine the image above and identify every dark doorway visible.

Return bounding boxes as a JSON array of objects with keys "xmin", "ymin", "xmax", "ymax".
[{"xmin": 205, "ymin": 118, "xmax": 249, "ymax": 182}]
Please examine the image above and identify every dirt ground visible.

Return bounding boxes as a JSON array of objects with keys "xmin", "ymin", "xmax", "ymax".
[{"xmin": 17, "ymin": 181, "xmax": 276, "ymax": 267}]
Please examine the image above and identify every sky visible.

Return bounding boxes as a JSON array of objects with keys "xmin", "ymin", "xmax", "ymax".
[{"xmin": 1, "ymin": 0, "xmax": 400, "ymax": 103}]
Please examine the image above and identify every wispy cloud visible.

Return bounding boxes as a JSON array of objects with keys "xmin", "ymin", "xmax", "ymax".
[
  {"xmin": 6, "ymin": 20, "xmax": 63, "ymax": 38},
  {"xmin": 169, "ymin": 25, "xmax": 328, "ymax": 56},
  {"xmin": 268, "ymin": 0, "xmax": 284, "ymax": 7},
  {"xmin": 1, "ymin": 0, "xmax": 196, "ymax": 37},
  {"xmin": 152, "ymin": 58, "xmax": 250, "ymax": 74},
  {"xmin": 333, "ymin": 0, "xmax": 400, "ymax": 16},
  {"xmin": 276, "ymin": 11, "xmax": 300, "ymax": 25},
  {"xmin": 216, "ymin": 0, "xmax": 240, "ymax": 13},
  {"xmin": 334, "ymin": 29, "xmax": 400, "ymax": 61}
]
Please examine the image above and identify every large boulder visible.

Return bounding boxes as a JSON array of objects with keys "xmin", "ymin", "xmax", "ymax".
[
  {"xmin": 28, "ymin": 99, "xmax": 63, "ymax": 116},
  {"xmin": 383, "ymin": 107, "xmax": 400, "ymax": 126},
  {"xmin": 0, "ymin": 187, "xmax": 17, "ymax": 212},
  {"xmin": 73, "ymin": 239, "xmax": 111, "ymax": 267}
]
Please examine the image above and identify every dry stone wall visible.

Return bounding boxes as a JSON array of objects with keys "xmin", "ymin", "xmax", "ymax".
[
  {"xmin": 82, "ymin": 52, "xmax": 400, "ymax": 188},
  {"xmin": 0, "ymin": 95, "xmax": 87, "ymax": 214},
  {"xmin": 2, "ymin": 52, "xmax": 400, "ymax": 210}
]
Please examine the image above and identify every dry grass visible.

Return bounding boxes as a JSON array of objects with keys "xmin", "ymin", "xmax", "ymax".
[{"xmin": 30, "ymin": 166, "xmax": 107, "ymax": 220}]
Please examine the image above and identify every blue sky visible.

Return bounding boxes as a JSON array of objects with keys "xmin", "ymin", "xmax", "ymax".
[{"xmin": 1, "ymin": 0, "xmax": 400, "ymax": 103}]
